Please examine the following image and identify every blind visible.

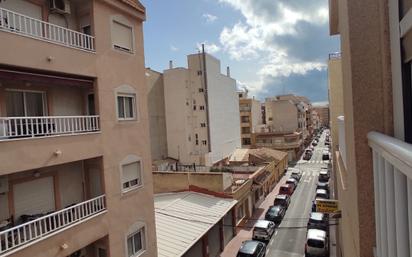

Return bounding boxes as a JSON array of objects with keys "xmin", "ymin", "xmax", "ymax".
[
  {"xmin": 122, "ymin": 162, "xmax": 140, "ymax": 184},
  {"xmin": 112, "ymin": 21, "xmax": 133, "ymax": 51}
]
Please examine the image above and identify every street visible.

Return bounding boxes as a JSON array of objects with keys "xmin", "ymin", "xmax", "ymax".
[{"xmin": 265, "ymin": 131, "xmax": 331, "ymax": 257}]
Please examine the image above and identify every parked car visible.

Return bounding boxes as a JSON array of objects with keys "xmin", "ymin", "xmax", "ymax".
[
  {"xmin": 312, "ymin": 141, "xmax": 318, "ymax": 146},
  {"xmin": 237, "ymin": 240, "xmax": 267, "ymax": 257},
  {"xmin": 303, "ymin": 151, "xmax": 312, "ymax": 160},
  {"xmin": 274, "ymin": 194, "xmax": 291, "ymax": 209},
  {"xmin": 265, "ymin": 205, "xmax": 286, "ymax": 224},
  {"xmin": 316, "ymin": 181, "xmax": 330, "ymax": 193},
  {"xmin": 291, "ymin": 171, "xmax": 302, "ymax": 182},
  {"xmin": 305, "ymin": 229, "xmax": 329, "ymax": 257},
  {"xmin": 279, "ymin": 184, "xmax": 294, "ymax": 195},
  {"xmin": 315, "ymin": 189, "xmax": 329, "ymax": 199},
  {"xmin": 307, "ymin": 212, "xmax": 329, "ymax": 232},
  {"xmin": 252, "ymin": 220, "xmax": 276, "ymax": 241},
  {"xmin": 286, "ymin": 178, "xmax": 298, "ymax": 190},
  {"xmin": 319, "ymin": 170, "xmax": 329, "ymax": 182},
  {"xmin": 322, "ymin": 151, "xmax": 330, "ymax": 161}
]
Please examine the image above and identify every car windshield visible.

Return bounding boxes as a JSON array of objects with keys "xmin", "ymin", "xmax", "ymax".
[
  {"xmin": 254, "ymin": 227, "xmax": 268, "ymax": 233},
  {"xmin": 268, "ymin": 207, "xmax": 280, "ymax": 215},
  {"xmin": 274, "ymin": 199, "xmax": 285, "ymax": 204},
  {"xmin": 308, "ymin": 239, "xmax": 325, "ymax": 248}
]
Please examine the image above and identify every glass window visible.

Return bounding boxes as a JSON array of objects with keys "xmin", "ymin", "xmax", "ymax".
[
  {"xmin": 6, "ymin": 90, "xmax": 45, "ymax": 117},
  {"xmin": 117, "ymin": 94, "xmax": 136, "ymax": 120},
  {"xmin": 122, "ymin": 161, "xmax": 142, "ymax": 192},
  {"xmin": 127, "ymin": 228, "xmax": 145, "ymax": 257}
]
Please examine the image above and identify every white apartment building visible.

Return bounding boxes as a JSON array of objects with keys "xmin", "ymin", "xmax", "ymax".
[{"xmin": 163, "ymin": 51, "xmax": 241, "ymax": 165}]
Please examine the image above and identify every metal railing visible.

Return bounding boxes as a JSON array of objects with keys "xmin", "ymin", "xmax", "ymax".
[
  {"xmin": 337, "ymin": 116, "xmax": 346, "ymax": 168},
  {"xmin": 368, "ymin": 132, "xmax": 412, "ymax": 257},
  {"xmin": 0, "ymin": 115, "xmax": 100, "ymax": 140},
  {"xmin": 0, "ymin": 7, "xmax": 95, "ymax": 52},
  {"xmin": 0, "ymin": 195, "xmax": 106, "ymax": 255}
]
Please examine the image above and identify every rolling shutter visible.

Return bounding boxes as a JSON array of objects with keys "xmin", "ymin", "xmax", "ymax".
[
  {"xmin": 13, "ymin": 177, "xmax": 55, "ymax": 221},
  {"xmin": 122, "ymin": 162, "xmax": 140, "ymax": 184},
  {"xmin": 112, "ymin": 21, "xmax": 133, "ymax": 51}
]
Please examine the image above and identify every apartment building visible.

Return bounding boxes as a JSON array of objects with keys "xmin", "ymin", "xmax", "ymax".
[
  {"xmin": 146, "ymin": 68, "xmax": 167, "ymax": 161},
  {"xmin": 238, "ymin": 90, "xmax": 262, "ymax": 148},
  {"xmin": 329, "ymin": 0, "xmax": 412, "ymax": 257},
  {"xmin": 313, "ymin": 105, "xmax": 329, "ymax": 127},
  {"xmin": 163, "ymin": 50, "xmax": 241, "ymax": 166},
  {"xmin": 0, "ymin": 1, "xmax": 157, "ymax": 257}
]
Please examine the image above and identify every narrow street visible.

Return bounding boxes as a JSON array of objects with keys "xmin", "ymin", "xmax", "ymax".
[{"xmin": 266, "ymin": 132, "xmax": 331, "ymax": 257}]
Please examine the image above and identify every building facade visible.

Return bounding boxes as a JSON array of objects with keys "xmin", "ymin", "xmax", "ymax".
[
  {"xmin": 329, "ymin": 0, "xmax": 412, "ymax": 256},
  {"xmin": 238, "ymin": 91, "xmax": 262, "ymax": 148},
  {"xmin": 163, "ymin": 51, "xmax": 241, "ymax": 166},
  {"xmin": 0, "ymin": 1, "xmax": 157, "ymax": 257},
  {"xmin": 313, "ymin": 105, "xmax": 329, "ymax": 127}
]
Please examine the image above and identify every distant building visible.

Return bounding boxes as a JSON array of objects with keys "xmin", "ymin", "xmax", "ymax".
[
  {"xmin": 238, "ymin": 90, "xmax": 262, "ymax": 148},
  {"xmin": 313, "ymin": 105, "xmax": 330, "ymax": 127},
  {"xmin": 162, "ymin": 51, "xmax": 241, "ymax": 165}
]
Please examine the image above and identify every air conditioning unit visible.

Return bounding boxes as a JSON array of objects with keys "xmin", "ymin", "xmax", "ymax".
[
  {"xmin": 0, "ymin": 176, "xmax": 9, "ymax": 194},
  {"xmin": 49, "ymin": 0, "xmax": 71, "ymax": 15}
]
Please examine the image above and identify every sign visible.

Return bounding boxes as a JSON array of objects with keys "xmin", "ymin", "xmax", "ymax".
[{"xmin": 316, "ymin": 199, "xmax": 339, "ymax": 213}]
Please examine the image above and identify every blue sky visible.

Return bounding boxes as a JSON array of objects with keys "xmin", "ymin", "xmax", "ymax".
[{"xmin": 141, "ymin": 0, "xmax": 340, "ymax": 103}]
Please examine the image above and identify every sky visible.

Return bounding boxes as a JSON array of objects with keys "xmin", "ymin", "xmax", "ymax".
[{"xmin": 140, "ymin": 0, "xmax": 340, "ymax": 103}]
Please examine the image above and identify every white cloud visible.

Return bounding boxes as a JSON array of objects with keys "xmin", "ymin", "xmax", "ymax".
[
  {"xmin": 202, "ymin": 13, "xmax": 218, "ymax": 23},
  {"xmin": 197, "ymin": 41, "xmax": 221, "ymax": 54},
  {"xmin": 218, "ymin": 0, "xmax": 332, "ymax": 97},
  {"xmin": 170, "ymin": 45, "xmax": 179, "ymax": 51}
]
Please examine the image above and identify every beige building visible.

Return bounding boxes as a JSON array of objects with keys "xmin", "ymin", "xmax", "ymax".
[
  {"xmin": 0, "ymin": 1, "xmax": 157, "ymax": 257},
  {"xmin": 313, "ymin": 105, "xmax": 329, "ymax": 127},
  {"xmin": 163, "ymin": 51, "xmax": 241, "ymax": 166},
  {"xmin": 238, "ymin": 90, "xmax": 262, "ymax": 148},
  {"xmin": 146, "ymin": 68, "xmax": 167, "ymax": 161},
  {"xmin": 329, "ymin": 0, "xmax": 412, "ymax": 257}
]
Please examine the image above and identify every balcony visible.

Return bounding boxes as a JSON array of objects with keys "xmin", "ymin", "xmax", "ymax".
[
  {"xmin": 0, "ymin": 115, "xmax": 100, "ymax": 141},
  {"xmin": 0, "ymin": 5, "xmax": 94, "ymax": 52},
  {"xmin": 368, "ymin": 132, "xmax": 412, "ymax": 257},
  {"xmin": 0, "ymin": 158, "xmax": 106, "ymax": 256},
  {"xmin": 0, "ymin": 195, "xmax": 106, "ymax": 256}
]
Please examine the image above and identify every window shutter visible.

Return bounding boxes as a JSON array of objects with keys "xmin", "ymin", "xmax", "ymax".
[
  {"xmin": 122, "ymin": 162, "xmax": 140, "ymax": 184},
  {"xmin": 112, "ymin": 21, "xmax": 133, "ymax": 51}
]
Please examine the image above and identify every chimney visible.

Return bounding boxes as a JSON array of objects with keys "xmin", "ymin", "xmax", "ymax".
[
  {"xmin": 169, "ymin": 60, "xmax": 173, "ymax": 69},
  {"xmin": 226, "ymin": 66, "xmax": 230, "ymax": 77}
]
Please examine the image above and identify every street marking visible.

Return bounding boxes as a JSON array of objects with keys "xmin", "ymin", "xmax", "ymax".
[{"xmin": 275, "ymin": 231, "xmax": 278, "ymax": 236}]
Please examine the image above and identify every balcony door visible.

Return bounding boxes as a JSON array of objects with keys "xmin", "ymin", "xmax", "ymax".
[{"xmin": 5, "ymin": 90, "xmax": 47, "ymax": 117}]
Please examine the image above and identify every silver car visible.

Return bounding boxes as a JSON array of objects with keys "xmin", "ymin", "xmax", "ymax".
[
  {"xmin": 305, "ymin": 229, "xmax": 329, "ymax": 257},
  {"xmin": 252, "ymin": 220, "xmax": 275, "ymax": 241}
]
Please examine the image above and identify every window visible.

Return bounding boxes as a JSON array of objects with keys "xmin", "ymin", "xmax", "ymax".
[
  {"xmin": 199, "ymin": 88, "xmax": 204, "ymax": 93},
  {"xmin": 200, "ymin": 123, "xmax": 206, "ymax": 127},
  {"xmin": 202, "ymin": 140, "xmax": 207, "ymax": 145},
  {"xmin": 112, "ymin": 20, "xmax": 133, "ymax": 52},
  {"xmin": 241, "ymin": 127, "xmax": 250, "ymax": 133},
  {"xmin": 199, "ymin": 106, "xmax": 205, "ymax": 110},
  {"xmin": 241, "ymin": 116, "xmax": 250, "ymax": 122},
  {"xmin": 6, "ymin": 90, "xmax": 47, "ymax": 117},
  {"xmin": 117, "ymin": 94, "xmax": 136, "ymax": 120},
  {"xmin": 195, "ymin": 133, "xmax": 199, "ymax": 145},
  {"xmin": 197, "ymin": 70, "xmax": 202, "ymax": 76},
  {"xmin": 242, "ymin": 138, "xmax": 251, "ymax": 145},
  {"xmin": 127, "ymin": 228, "xmax": 145, "ymax": 257},
  {"xmin": 121, "ymin": 161, "xmax": 142, "ymax": 192}
]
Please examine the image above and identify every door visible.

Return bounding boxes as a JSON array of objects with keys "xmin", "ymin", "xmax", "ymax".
[
  {"xmin": 88, "ymin": 168, "xmax": 103, "ymax": 198},
  {"xmin": 13, "ymin": 177, "xmax": 55, "ymax": 222},
  {"xmin": 87, "ymin": 93, "xmax": 96, "ymax": 115}
]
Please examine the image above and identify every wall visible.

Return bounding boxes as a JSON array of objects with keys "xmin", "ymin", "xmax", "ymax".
[
  {"xmin": 204, "ymin": 54, "xmax": 241, "ymax": 164},
  {"xmin": 146, "ymin": 69, "xmax": 168, "ymax": 161},
  {"xmin": 265, "ymin": 100, "xmax": 298, "ymax": 133},
  {"xmin": 251, "ymin": 98, "xmax": 262, "ymax": 132}
]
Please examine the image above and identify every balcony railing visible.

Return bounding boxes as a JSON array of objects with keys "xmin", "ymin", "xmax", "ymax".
[
  {"xmin": 368, "ymin": 132, "xmax": 412, "ymax": 257},
  {"xmin": 0, "ymin": 7, "xmax": 95, "ymax": 52},
  {"xmin": 337, "ymin": 116, "xmax": 346, "ymax": 168},
  {"xmin": 0, "ymin": 195, "xmax": 106, "ymax": 256},
  {"xmin": 0, "ymin": 115, "xmax": 100, "ymax": 140}
]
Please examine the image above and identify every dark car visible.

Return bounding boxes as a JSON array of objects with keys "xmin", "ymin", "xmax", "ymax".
[
  {"xmin": 318, "ymin": 170, "xmax": 329, "ymax": 182},
  {"xmin": 237, "ymin": 240, "xmax": 266, "ymax": 257},
  {"xmin": 274, "ymin": 194, "xmax": 291, "ymax": 209},
  {"xmin": 312, "ymin": 141, "xmax": 318, "ymax": 146},
  {"xmin": 265, "ymin": 205, "xmax": 286, "ymax": 224},
  {"xmin": 303, "ymin": 151, "xmax": 312, "ymax": 160},
  {"xmin": 291, "ymin": 173, "xmax": 301, "ymax": 182},
  {"xmin": 322, "ymin": 151, "xmax": 330, "ymax": 160},
  {"xmin": 279, "ymin": 184, "xmax": 294, "ymax": 196},
  {"xmin": 307, "ymin": 212, "xmax": 329, "ymax": 232}
]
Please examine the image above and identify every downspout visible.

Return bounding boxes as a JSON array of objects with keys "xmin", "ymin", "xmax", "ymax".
[{"xmin": 202, "ymin": 44, "xmax": 212, "ymax": 153}]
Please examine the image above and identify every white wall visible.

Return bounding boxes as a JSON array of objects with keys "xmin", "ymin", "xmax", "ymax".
[{"xmin": 205, "ymin": 55, "xmax": 241, "ymax": 164}]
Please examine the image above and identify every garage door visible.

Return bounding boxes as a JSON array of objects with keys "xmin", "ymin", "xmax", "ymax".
[{"xmin": 13, "ymin": 177, "xmax": 55, "ymax": 221}]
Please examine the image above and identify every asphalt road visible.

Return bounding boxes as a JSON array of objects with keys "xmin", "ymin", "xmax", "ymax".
[{"xmin": 266, "ymin": 131, "xmax": 330, "ymax": 257}]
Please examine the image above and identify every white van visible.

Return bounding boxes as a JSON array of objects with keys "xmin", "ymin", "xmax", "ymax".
[{"xmin": 305, "ymin": 229, "xmax": 329, "ymax": 257}]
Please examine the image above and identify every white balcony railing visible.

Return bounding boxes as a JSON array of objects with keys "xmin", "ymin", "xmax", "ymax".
[
  {"xmin": 0, "ymin": 195, "xmax": 106, "ymax": 256},
  {"xmin": 0, "ymin": 7, "xmax": 95, "ymax": 52},
  {"xmin": 368, "ymin": 132, "xmax": 412, "ymax": 257},
  {"xmin": 337, "ymin": 116, "xmax": 346, "ymax": 168},
  {"xmin": 0, "ymin": 115, "xmax": 100, "ymax": 140}
]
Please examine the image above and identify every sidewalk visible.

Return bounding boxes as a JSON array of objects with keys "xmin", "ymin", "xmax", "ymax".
[{"xmin": 220, "ymin": 173, "xmax": 290, "ymax": 257}]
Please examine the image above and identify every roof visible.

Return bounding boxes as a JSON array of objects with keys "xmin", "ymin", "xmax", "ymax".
[
  {"xmin": 155, "ymin": 191, "xmax": 237, "ymax": 257},
  {"xmin": 275, "ymin": 194, "xmax": 288, "ymax": 200},
  {"xmin": 239, "ymin": 240, "xmax": 262, "ymax": 254},
  {"xmin": 307, "ymin": 229, "xmax": 327, "ymax": 240},
  {"xmin": 254, "ymin": 220, "xmax": 272, "ymax": 228},
  {"xmin": 310, "ymin": 212, "xmax": 324, "ymax": 221},
  {"xmin": 119, "ymin": 0, "xmax": 146, "ymax": 13},
  {"xmin": 229, "ymin": 148, "xmax": 287, "ymax": 163}
]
